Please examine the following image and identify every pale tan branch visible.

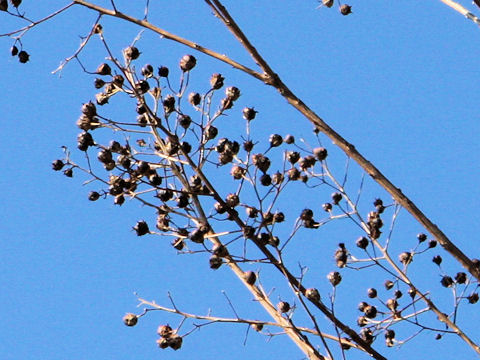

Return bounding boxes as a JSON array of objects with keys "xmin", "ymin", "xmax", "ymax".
[{"xmin": 439, "ymin": 0, "xmax": 480, "ymax": 26}]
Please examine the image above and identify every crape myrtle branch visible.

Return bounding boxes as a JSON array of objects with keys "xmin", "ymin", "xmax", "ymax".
[
  {"xmin": 439, "ymin": 0, "xmax": 480, "ymax": 26},
  {"xmin": 135, "ymin": 297, "xmax": 360, "ymax": 351},
  {"xmin": 202, "ymin": 0, "xmax": 480, "ymax": 283}
]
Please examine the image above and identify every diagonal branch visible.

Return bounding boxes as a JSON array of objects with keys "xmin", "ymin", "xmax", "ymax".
[
  {"xmin": 439, "ymin": 0, "xmax": 480, "ymax": 26},
  {"xmin": 204, "ymin": 0, "xmax": 480, "ymax": 285}
]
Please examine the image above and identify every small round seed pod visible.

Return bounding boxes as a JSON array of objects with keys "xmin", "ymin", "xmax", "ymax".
[
  {"xmin": 269, "ymin": 134, "xmax": 283, "ymax": 147},
  {"xmin": 188, "ymin": 92, "xmax": 201, "ymax": 106},
  {"xmin": 18, "ymin": 50, "xmax": 29, "ymax": 63},
  {"xmin": 277, "ymin": 301, "xmax": 290, "ymax": 313},
  {"xmin": 225, "ymin": 86, "xmax": 240, "ymax": 100},
  {"xmin": 88, "ymin": 191, "xmax": 100, "ymax": 201},
  {"xmin": 77, "ymin": 131, "xmax": 94, "ymax": 151},
  {"xmin": 81, "ymin": 101, "xmax": 97, "ymax": 118},
  {"xmin": 272, "ymin": 171, "xmax": 284, "ymax": 185},
  {"xmin": 94, "ymin": 78, "xmax": 105, "ymax": 89},
  {"xmin": 179, "ymin": 54, "xmax": 196, "ymax": 71},
  {"xmin": 251, "ymin": 323, "xmax": 263, "ymax": 332},
  {"xmin": 52, "ymin": 159, "xmax": 65, "ymax": 171},
  {"xmin": 230, "ymin": 165, "xmax": 246, "ymax": 180},
  {"xmin": 408, "ymin": 287, "xmax": 416, "ymax": 299},
  {"xmin": 209, "ymin": 255, "xmax": 223, "ymax": 269},
  {"xmin": 63, "ymin": 168, "xmax": 73, "ymax": 177},
  {"xmin": 288, "ymin": 167, "xmax": 300, "ymax": 180},
  {"xmin": 243, "ymin": 107, "xmax": 257, "ymax": 121},
  {"xmin": 158, "ymin": 66, "xmax": 169, "ymax": 77},
  {"xmin": 124, "ymin": 46, "xmax": 140, "ymax": 61},
  {"xmin": 386, "ymin": 298, "xmax": 398, "ymax": 311},
  {"xmin": 0, "ymin": 0, "xmax": 7, "ymax": 11},
  {"xmin": 246, "ymin": 207, "xmax": 258, "ymax": 218},
  {"xmin": 356, "ymin": 236, "xmax": 369, "ymax": 249},
  {"xmin": 441, "ymin": 275, "xmax": 454, "ymax": 288},
  {"xmin": 313, "ymin": 147, "xmax": 328, "ymax": 161},
  {"xmin": 367, "ymin": 288, "xmax": 377, "ymax": 298},
  {"xmin": 242, "ymin": 226, "xmax": 255, "ymax": 239},
  {"xmin": 284, "ymin": 134, "xmax": 295, "ymax": 144},
  {"xmin": 171, "ymin": 238, "xmax": 185, "ymax": 250},
  {"xmin": 123, "ymin": 313, "xmax": 138, "ymax": 327},
  {"xmin": 398, "ymin": 251, "xmax": 412, "ymax": 265},
  {"xmin": 214, "ymin": 202, "xmax": 227, "ymax": 214},
  {"xmin": 340, "ymin": 4, "xmax": 352, "ymax": 15},
  {"xmin": 157, "ymin": 324, "xmax": 173, "ymax": 338},
  {"xmin": 305, "ymin": 288, "xmax": 320, "ymax": 302},
  {"xmin": 323, "ymin": 0, "xmax": 334, "ymax": 8},
  {"xmin": 225, "ymin": 193, "xmax": 240, "ymax": 208},
  {"xmin": 212, "ymin": 244, "xmax": 228, "ymax": 257},
  {"xmin": 93, "ymin": 23, "xmax": 102, "ymax": 34},
  {"xmin": 10, "ymin": 45, "xmax": 18, "ymax": 56},
  {"xmin": 364, "ymin": 305, "xmax": 377, "ymax": 319},
  {"xmin": 327, "ymin": 271, "xmax": 342, "ymax": 286},
  {"xmin": 163, "ymin": 95, "xmax": 176, "ymax": 113},
  {"xmin": 360, "ymin": 328, "xmax": 373, "ymax": 345},
  {"xmin": 455, "ymin": 272, "xmax": 467, "ymax": 284},
  {"xmin": 177, "ymin": 115, "xmax": 192, "ymax": 129},
  {"xmin": 300, "ymin": 208, "xmax": 314, "ymax": 221},
  {"xmin": 357, "ymin": 316, "xmax": 368, "ymax": 327},
  {"xmin": 243, "ymin": 140, "xmax": 254, "ymax": 152},
  {"xmin": 210, "ymin": 73, "xmax": 224, "ymax": 89},
  {"xmin": 394, "ymin": 290, "xmax": 403, "ymax": 299},
  {"xmin": 167, "ymin": 334, "xmax": 183, "ymax": 350},
  {"xmin": 358, "ymin": 301, "xmax": 368, "ymax": 312},
  {"xmin": 205, "ymin": 125, "xmax": 218, "ymax": 140},
  {"xmin": 322, "ymin": 202, "xmax": 332, "ymax": 212},
  {"xmin": 432, "ymin": 255, "xmax": 442, "ymax": 266},
  {"xmin": 468, "ymin": 293, "xmax": 479, "ymax": 304},
  {"xmin": 331, "ymin": 192, "xmax": 342, "ymax": 205},
  {"xmin": 260, "ymin": 174, "xmax": 272, "ymax": 186},
  {"xmin": 114, "ymin": 194, "xmax": 125, "ymax": 205},
  {"xmin": 112, "ymin": 74, "xmax": 124, "ymax": 87},
  {"xmin": 135, "ymin": 80, "xmax": 150, "ymax": 95},
  {"xmin": 273, "ymin": 212, "xmax": 285, "ymax": 223},
  {"xmin": 384, "ymin": 280, "xmax": 394, "ymax": 290},
  {"xmin": 157, "ymin": 337, "xmax": 169, "ymax": 349},
  {"xmin": 96, "ymin": 63, "xmax": 111, "ymax": 76},
  {"xmin": 252, "ymin": 154, "xmax": 271, "ymax": 173},
  {"xmin": 334, "ymin": 244, "xmax": 348, "ymax": 268},
  {"xmin": 133, "ymin": 220, "xmax": 149, "ymax": 236},
  {"xmin": 428, "ymin": 240, "xmax": 437, "ymax": 248},
  {"xmin": 141, "ymin": 64, "xmax": 154, "ymax": 78},
  {"xmin": 244, "ymin": 271, "xmax": 257, "ymax": 285},
  {"xmin": 287, "ymin": 151, "xmax": 300, "ymax": 164},
  {"xmin": 417, "ymin": 233, "xmax": 427, "ymax": 242}
]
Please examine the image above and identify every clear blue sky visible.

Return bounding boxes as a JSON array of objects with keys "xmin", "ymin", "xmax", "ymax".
[{"xmin": 1, "ymin": 1, "xmax": 480, "ymax": 359}]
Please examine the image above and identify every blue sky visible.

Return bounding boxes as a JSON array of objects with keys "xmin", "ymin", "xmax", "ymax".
[{"xmin": 1, "ymin": 1, "xmax": 480, "ymax": 359}]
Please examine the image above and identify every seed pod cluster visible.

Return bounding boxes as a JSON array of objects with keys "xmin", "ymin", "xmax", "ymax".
[{"xmin": 156, "ymin": 324, "xmax": 183, "ymax": 350}]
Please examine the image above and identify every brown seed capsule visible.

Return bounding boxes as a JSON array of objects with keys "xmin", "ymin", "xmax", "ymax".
[
  {"xmin": 157, "ymin": 324, "xmax": 173, "ymax": 338},
  {"xmin": 158, "ymin": 66, "xmax": 169, "ymax": 77},
  {"xmin": 357, "ymin": 315, "xmax": 368, "ymax": 327},
  {"xmin": 322, "ymin": 203, "xmax": 333, "ymax": 212},
  {"xmin": 243, "ymin": 107, "xmax": 257, "ymax": 120},
  {"xmin": 167, "ymin": 334, "xmax": 183, "ymax": 350},
  {"xmin": 225, "ymin": 193, "xmax": 240, "ymax": 208},
  {"xmin": 288, "ymin": 167, "xmax": 300, "ymax": 180},
  {"xmin": 210, "ymin": 73, "xmax": 224, "ymax": 89},
  {"xmin": 364, "ymin": 305, "xmax": 377, "ymax": 319},
  {"xmin": 334, "ymin": 244, "xmax": 348, "ymax": 268},
  {"xmin": 468, "ymin": 293, "xmax": 479, "ymax": 304},
  {"xmin": 269, "ymin": 134, "xmax": 283, "ymax": 147},
  {"xmin": 246, "ymin": 207, "xmax": 258, "ymax": 219},
  {"xmin": 18, "ymin": 50, "xmax": 29, "ymax": 63},
  {"xmin": 133, "ymin": 220, "xmax": 149, "ymax": 236},
  {"xmin": 157, "ymin": 338, "xmax": 169, "ymax": 349},
  {"xmin": 358, "ymin": 301, "xmax": 368, "ymax": 312},
  {"xmin": 455, "ymin": 272, "xmax": 467, "ymax": 284},
  {"xmin": 313, "ymin": 147, "xmax": 328, "ymax": 161},
  {"xmin": 81, "ymin": 101, "xmax": 97, "ymax": 118},
  {"xmin": 0, "ymin": 0, "xmax": 7, "ymax": 11},
  {"xmin": 398, "ymin": 252, "xmax": 412, "ymax": 265},
  {"xmin": 340, "ymin": 4, "xmax": 352, "ymax": 15},
  {"xmin": 124, "ymin": 46, "xmax": 140, "ymax": 61},
  {"xmin": 284, "ymin": 134, "xmax": 295, "ymax": 144},
  {"xmin": 360, "ymin": 328, "xmax": 373, "ymax": 345},
  {"xmin": 287, "ymin": 151, "xmax": 300, "ymax": 164},
  {"xmin": 356, "ymin": 236, "xmax": 369, "ymax": 249},
  {"xmin": 432, "ymin": 255, "xmax": 442, "ymax": 265},
  {"xmin": 179, "ymin": 54, "xmax": 196, "ymax": 71},
  {"xmin": 305, "ymin": 288, "xmax": 320, "ymax": 302},
  {"xmin": 52, "ymin": 159, "xmax": 65, "ymax": 171},
  {"xmin": 63, "ymin": 168, "xmax": 73, "ymax": 177},
  {"xmin": 209, "ymin": 255, "xmax": 223, "ymax": 269},
  {"xmin": 367, "ymin": 288, "xmax": 377, "ymax": 298},
  {"xmin": 441, "ymin": 275, "xmax": 454, "ymax": 288},
  {"xmin": 331, "ymin": 192, "xmax": 342, "ymax": 205},
  {"xmin": 417, "ymin": 233, "xmax": 427, "ymax": 242},
  {"xmin": 10, "ymin": 45, "xmax": 18, "ymax": 56},
  {"xmin": 272, "ymin": 171, "xmax": 284, "ymax": 185},
  {"xmin": 384, "ymin": 280, "xmax": 394, "ymax": 290},
  {"xmin": 123, "ymin": 313, "xmax": 138, "ymax": 327},
  {"xmin": 386, "ymin": 298, "xmax": 398, "ymax": 311},
  {"xmin": 96, "ymin": 63, "xmax": 111, "ymax": 76},
  {"xmin": 277, "ymin": 301, "xmax": 290, "ymax": 313},
  {"xmin": 251, "ymin": 323, "xmax": 263, "ymax": 332},
  {"xmin": 252, "ymin": 154, "xmax": 271, "ymax": 173},
  {"xmin": 88, "ymin": 191, "xmax": 100, "ymax": 201},
  {"xmin": 225, "ymin": 86, "xmax": 240, "ymax": 100},
  {"xmin": 273, "ymin": 212, "xmax": 285, "ymax": 223},
  {"xmin": 327, "ymin": 271, "xmax": 342, "ymax": 286},
  {"xmin": 244, "ymin": 271, "xmax": 257, "ymax": 285},
  {"xmin": 322, "ymin": 0, "xmax": 334, "ymax": 8}
]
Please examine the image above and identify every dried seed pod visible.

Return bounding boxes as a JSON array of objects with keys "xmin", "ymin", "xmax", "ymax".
[
  {"xmin": 269, "ymin": 134, "xmax": 283, "ymax": 147},
  {"xmin": 97, "ymin": 149, "xmax": 113, "ymax": 164},
  {"xmin": 334, "ymin": 244, "xmax": 348, "ymax": 268},
  {"xmin": 331, "ymin": 192, "xmax": 342, "ymax": 205},
  {"xmin": 244, "ymin": 271, "xmax": 257, "ymax": 285},
  {"xmin": 384, "ymin": 280, "xmax": 394, "ymax": 290},
  {"xmin": 123, "ymin": 313, "xmax": 138, "ymax": 327},
  {"xmin": 300, "ymin": 208, "xmax": 314, "ymax": 221},
  {"xmin": 96, "ymin": 63, "xmax": 111, "ymax": 76},
  {"xmin": 364, "ymin": 305, "xmax": 377, "ymax": 319},
  {"xmin": 158, "ymin": 66, "xmax": 169, "ymax": 77},
  {"xmin": 188, "ymin": 92, "xmax": 201, "ymax": 106},
  {"xmin": 357, "ymin": 315, "xmax": 368, "ymax": 327},
  {"xmin": 95, "ymin": 92, "xmax": 109, "ymax": 105},
  {"xmin": 167, "ymin": 334, "xmax": 183, "ymax": 350},
  {"xmin": 432, "ymin": 255, "xmax": 442, "ymax": 266},
  {"xmin": 209, "ymin": 255, "xmax": 223, "ymax": 269},
  {"xmin": 277, "ymin": 301, "xmax": 290, "ymax": 313},
  {"xmin": 246, "ymin": 207, "xmax": 258, "ymax": 218},
  {"xmin": 88, "ymin": 191, "xmax": 100, "ymax": 201},
  {"xmin": 225, "ymin": 193, "xmax": 240, "ymax": 208},
  {"xmin": 252, "ymin": 154, "xmax": 271, "ymax": 173},
  {"xmin": 124, "ymin": 46, "xmax": 140, "ymax": 60},
  {"xmin": 112, "ymin": 74, "xmax": 124, "ymax": 87},
  {"xmin": 356, "ymin": 236, "xmax": 369, "ymax": 249},
  {"xmin": 305, "ymin": 288, "xmax": 320, "ymax": 302},
  {"xmin": 322, "ymin": 0, "xmax": 334, "ymax": 8},
  {"xmin": 93, "ymin": 23, "xmax": 102, "ymax": 34},
  {"xmin": 367, "ymin": 288, "xmax": 377, "ymax": 298},
  {"xmin": 171, "ymin": 238, "xmax": 185, "ymax": 250},
  {"xmin": 243, "ymin": 140, "xmax": 254, "ymax": 152},
  {"xmin": 180, "ymin": 54, "xmax": 196, "ymax": 71},
  {"xmin": 133, "ymin": 220, "xmax": 150, "ymax": 236},
  {"xmin": 135, "ymin": 80, "xmax": 150, "ymax": 95},
  {"xmin": 287, "ymin": 151, "xmax": 300, "ymax": 164},
  {"xmin": 63, "ymin": 168, "xmax": 73, "ymax": 177},
  {"xmin": 225, "ymin": 86, "xmax": 240, "ymax": 100},
  {"xmin": 141, "ymin": 64, "xmax": 154, "ymax": 78},
  {"xmin": 242, "ymin": 226, "xmax": 255, "ymax": 239},
  {"xmin": 260, "ymin": 174, "xmax": 272, "ymax": 186},
  {"xmin": 210, "ymin": 73, "xmax": 224, "ymax": 89},
  {"xmin": 205, "ymin": 125, "xmax": 218, "ymax": 140},
  {"xmin": 428, "ymin": 240, "xmax": 437, "ymax": 248},
  {"xmin": 288, "ymin": 167, "xmax": 300, "ymax": 180},
  {"xmin": 298, "ymin": 156, "xmax": 316, "ymax": 170},
  {"xmin": 114, "ymin": 194, "xmax": 125, "ymax": 205},
  {"xmin": 273, "ymin": 212, "xmax": 285, "ymax": 223},
  {"xmin": 417, "ymin": 233, "xmax": 427, "ymax": 242},
  {"xmin": 468, "ymin": 293, "xmax": 479, "ymax": 304},
  {"xmin": 94, "ymin": 78, "xmax": 105, "ymax": 89},
  {"xmin": 398, "ymin": 251, "xmax": 412, "ymax": 265},
  {"xmin": 81, "ymin": 101, "xmax": 97, "ymax": 118},
  {"xmin": 386, "ymin": 298, "xmax": 398, "ymax": 311},
  {"xmin": 157, "ymin": 324, "xmax": 173, "ymax": 338},
  {"xmin": 243, "ymin": 107, "xmax": 257, "ymax": 120},
  {"xmin": 284, "ymin": 134, "xmax": 295, "ymax": 144},
  {"xmin": 77, "ymin": 131, "xmax": 94, "ymax": 151},
  {"xmin": 455, "ymin": 272, "xmax": 467, "ymax": 284},
  {"xmin": 360, "ymin": 328, "xmax": 373, "ymax": 345},
  {"xmin": 322, "ymin": 203, "xmax": 332, "ymax": 212},
  {"xmin": 157, "ymin": 338, "xmax": 169, "ymax": 349},
  {"xmin": 10, "ymin": 45, "xmax": 18, "ymax": 56},
  {"xmin": 340, "ymin": 4, "xmax": 352, "ymax": 15},
  {"xmin": 212, "ymin": 244, "xmax": 228, "ymax": 257},
  {"xmin": 18, "ymin": 50, "xmax": 29, "ymax": 63},
  {"xmin": 358, "ymin": 301, "xmax": 368, "ymax": 312},
  {"xmin": 441, "ymin": 275, "xmax": 454, "ymax": 288},
  {"xmin": 176, "ymin": 114, "xmax": 191, "ymax": 129},
  {"xmin": 313, "ymin": 147, "xmax": 328, "ymax": 161},
  {"xmin": 0, "ymin": 0, "xmax": 7, "ymax": 10},
  {"xmin": 251, "ymin": 323, "xmax": 263, "ymax": 332},
  {"xmin": 190, "ymin": 229, "xmax": 205, "ymax": 243},
  {"xmin": 163, "ymin": 95, "xmax": 176, "ymax": 113},
  {"xmin": 230, "ymin": 165, "xmax": 246, "ymax": 180},
  {"xmin": 272, "ymin": 171, "xmax": 284, "ymax": 185},
  {"xmin": 327, "ymin": 271, "xmax": 342, "ymax": 286},
  {"xmin": 52, "ymin": 159, "xmax": 65, "ymax": 171},
  {"xmin": 408, "ymin": 287, "xmax": 416, "ymax": 299}
]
